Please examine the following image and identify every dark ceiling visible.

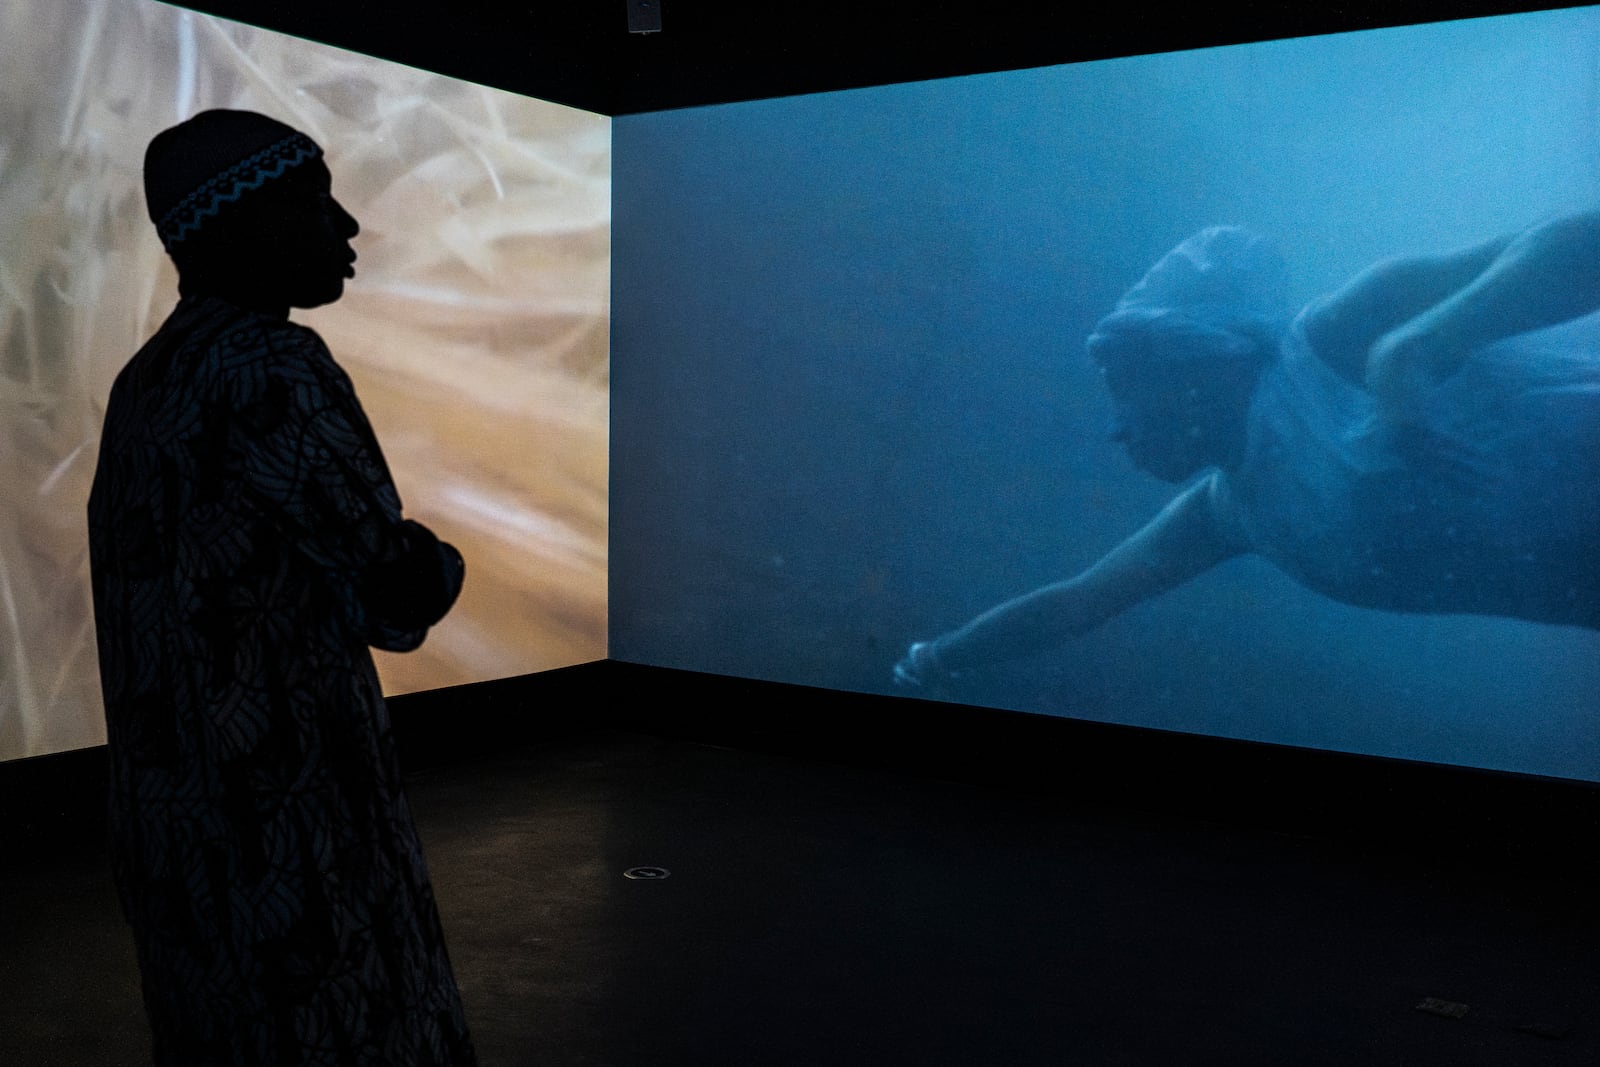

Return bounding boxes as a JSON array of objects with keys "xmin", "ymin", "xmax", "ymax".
[{"xmin": 179, "ymin": 1, "xmax": 1586, "ymax": 114}]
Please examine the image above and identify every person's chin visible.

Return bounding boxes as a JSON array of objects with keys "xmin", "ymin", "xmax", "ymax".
[{"xmin": 291, "ymin": 278, "xmax": 346, "ymax": 309}]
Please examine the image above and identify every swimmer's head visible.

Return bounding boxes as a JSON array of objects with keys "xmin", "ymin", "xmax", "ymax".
[
  {"xmin": 1086, "ymin": 227, "xmax": 1289, "ymax": 481},
  {"xmin": 1086, "ymin": 304, "xmax": 1274, "ymax": 370},
  {"xmin": 1087, "ymin": 225, "xmax": 1288, "ymax": 373},
  {"xmin": 1091, "ymin": 328, "xmax": 1266, "ymax": 481},
  {"xmin": 1111, "ymin": 226, "xmax": 1289, "ymax": 317}
]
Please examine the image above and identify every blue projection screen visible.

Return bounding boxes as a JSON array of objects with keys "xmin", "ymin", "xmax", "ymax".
[{"xmin": 611, "ymin": 7, "xmax": 1600, "ymax": 781}]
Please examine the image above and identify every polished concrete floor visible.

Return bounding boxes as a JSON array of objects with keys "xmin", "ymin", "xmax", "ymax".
[{"xmin": 3, "ymin": 730, "xmax": 1597, "ymax": 1066}]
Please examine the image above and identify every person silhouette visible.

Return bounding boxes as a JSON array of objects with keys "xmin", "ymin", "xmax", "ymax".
[
  {"xmin": 88, "ymin": 110, "xmax": 475, "ymax": 1065},
  {"xmin": 896, "ymin": 217, "xmax": 1600, "ymax": 691}
]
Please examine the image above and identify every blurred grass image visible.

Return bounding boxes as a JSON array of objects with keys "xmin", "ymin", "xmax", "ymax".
[{"xmin": 0, "ymin": 0, "xmax": 609, "ymax": 760}]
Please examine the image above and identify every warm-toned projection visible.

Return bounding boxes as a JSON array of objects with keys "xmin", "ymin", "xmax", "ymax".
[{"xmin": 0, "ymin": 0, "xmax": 609, "ymax": 761}]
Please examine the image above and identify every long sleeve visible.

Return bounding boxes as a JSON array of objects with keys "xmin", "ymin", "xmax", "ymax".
[{"xmin": 232, "ymin": 322, "xmax": 462, "ymax": 650}]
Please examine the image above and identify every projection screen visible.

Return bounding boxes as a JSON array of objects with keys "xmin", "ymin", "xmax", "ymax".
[
  {"xmin": 610, "ymin": 5, "xmax": 1600, "ymax": 782},
  {"xmin": 0, "ymin": 0, "xmax": 610, "ymax": 761}
]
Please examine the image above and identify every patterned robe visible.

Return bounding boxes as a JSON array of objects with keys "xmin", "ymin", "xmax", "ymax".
[{"xmin": 87, "ymin": 294, "xmax": 476, "ymax": 1066}]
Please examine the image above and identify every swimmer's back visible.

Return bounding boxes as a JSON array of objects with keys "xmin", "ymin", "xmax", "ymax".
[{"xmin": 1223, "ymin": 318, "xmax": 1600, "ymax": 627}]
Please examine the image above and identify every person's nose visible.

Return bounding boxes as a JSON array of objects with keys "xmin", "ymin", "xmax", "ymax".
[{"xmin": 332, "ymin": 198, "xmax": 359, "ymax": 239}]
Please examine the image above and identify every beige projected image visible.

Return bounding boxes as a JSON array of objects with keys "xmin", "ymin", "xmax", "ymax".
[{"xmin": 0, "ymin": 0, "xmax": 610, "ymax": 761}]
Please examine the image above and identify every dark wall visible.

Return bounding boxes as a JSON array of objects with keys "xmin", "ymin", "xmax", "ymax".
[{"xmin": 180, "ymin": 1, "xmax": 1587, "ymax": 114}]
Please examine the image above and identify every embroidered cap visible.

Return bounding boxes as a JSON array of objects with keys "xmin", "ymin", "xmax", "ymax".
[{"xmin": 144, "ymin": 110, "xmax": 323, "ymax": 252}]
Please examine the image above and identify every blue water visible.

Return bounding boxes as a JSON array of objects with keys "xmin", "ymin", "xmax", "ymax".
[{"xmin": 610, "ymin": 7, "xmax": 1600, "ymax": 781}]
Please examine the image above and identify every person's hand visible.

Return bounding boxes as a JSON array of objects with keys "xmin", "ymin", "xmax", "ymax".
[{"xmin": 893, "ymin": 640, "xmax": 960, "ymax": 697}]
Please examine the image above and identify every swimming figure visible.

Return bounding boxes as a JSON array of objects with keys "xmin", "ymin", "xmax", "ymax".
[{"xmin": 896, "ymin": 215, "xmax": 1600, "ymax": 689}]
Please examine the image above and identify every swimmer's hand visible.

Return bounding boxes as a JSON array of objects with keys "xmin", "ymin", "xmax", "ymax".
[
  {"xmin": 893, "ymin": 640, "xmax": 962, "ymax": 698},
  {"xmin": 1365, "ymin": 322, "xmax": 1449, "ymax": 429}
]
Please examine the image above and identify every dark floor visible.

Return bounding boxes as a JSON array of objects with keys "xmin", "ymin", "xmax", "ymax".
[{"xmin": 3, "ymin": 730, "xmax": 1597, "ymax": 1066}]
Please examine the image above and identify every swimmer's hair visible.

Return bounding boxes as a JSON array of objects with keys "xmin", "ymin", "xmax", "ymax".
[
  {"xmin": 1086, "ymin": 305, "xmax": 1278, "ymax": 371},
  {"xmin": 1087, "ymin": 226, "xmax": 1290, "ymax": 372},
  {"xmin": 1120, "ymin": 226, "xmax": 1289, "ymax": 315}
]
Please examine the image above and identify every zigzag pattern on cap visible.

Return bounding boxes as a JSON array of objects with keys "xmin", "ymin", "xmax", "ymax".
[{"xmin": 156, "ymin": 132, "xmax": 322, "ymax": 250}]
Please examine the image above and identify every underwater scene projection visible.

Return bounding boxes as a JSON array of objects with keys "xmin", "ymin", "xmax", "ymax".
[
  {"xmin": 0, "ymin": 0, "xmax": 609, "ymax": 761},
  {"xmin": 611, "ymin": 5, "xmax": 1600, "ymax": 782}
]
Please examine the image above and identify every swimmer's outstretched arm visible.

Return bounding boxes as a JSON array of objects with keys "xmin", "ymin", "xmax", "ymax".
[
  {"xmin": 896, "ymin": 473, "xmax": 1245, "ymax": 688},
  {"xmin": 1364, "ymin": 211, "xmax": 1600, "ymax": 417}
]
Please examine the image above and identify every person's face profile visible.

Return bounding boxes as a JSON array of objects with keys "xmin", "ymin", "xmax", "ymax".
[
  {"xmin": 215, "ymin": 158, "xmax": 360, "ymax": 310},
  {"xmin": 253, "ymin": 159, "xmax": 359, "ymax": 306}
]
